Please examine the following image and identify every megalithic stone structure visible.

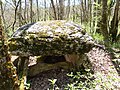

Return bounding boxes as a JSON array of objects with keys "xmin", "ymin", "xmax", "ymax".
[{"xmin": 8, "ymin": 20, "xmax": 120, "ymax": 89}]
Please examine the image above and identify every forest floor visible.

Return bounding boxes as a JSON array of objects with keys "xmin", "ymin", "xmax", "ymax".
[
  {"xmin": 11, "ymin": 46, "xmax": 120, "ymax": 90},
  {"xmin": 29, "ymin": 68, "xmax": 71, "ymax": 90},
  {"xmin": 26, "ymin": 47, "xmax": 120, "ymax": 90}
]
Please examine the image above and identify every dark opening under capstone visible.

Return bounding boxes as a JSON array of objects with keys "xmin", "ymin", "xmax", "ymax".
[{"xmin": 43, "ymin": 55, "xmax": 66, "ymax": 64}]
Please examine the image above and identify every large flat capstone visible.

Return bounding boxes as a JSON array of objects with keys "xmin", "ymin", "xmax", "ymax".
[{"xmin": 8, "ymin": 20, "xmax": 94, "ymax": 56}]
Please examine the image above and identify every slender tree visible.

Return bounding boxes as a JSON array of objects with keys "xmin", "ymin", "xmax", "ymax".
[
  {"xmin": 56, "ymin": 0, "xmax": 59, "ymax": 19},
  {"xmin": 66, "ymin": 0, "xmax": 70, "ymax": 19},
  {"xmin": 12, "ymin": 0, "xmax": 21, "ymax": 31},
  {"xmin": 59, "ymin": 0, "xmax": 64, "ymax": 20},
  {"xmin": 24, "ymin": 0, "xmax": 27, "ymax": 22},
  {"xmin": 109, "ymin": 0, "xmax": 119, "ymax": 42},
  {"xmin": 72, "ymin": 0, "xmax": 76, "ymax": 21},
  {"xmin": 101, "ymin": 0, "xmax": 109, "ymax": 45},
  {"xmin": 18, "ymin": 0, "xmax": 22, "ymax": 26},
  {"xmin": 89, "ymin": 0, "xmax": 93, "ymax": 33},
  {"xmin": 51, "ymin": 0, "xmax": 57, "ymax": 20},
  {"xmin": 81, "ymin": 0, "xmax": 87, "ymax": 22},
  {"xmin": 44, "ymin": 0, "xmax": 47, "ymax": 21},
  {"xmin": 36, "ymin": 0, "xmax": 39, "ymax": 21},
  {"xmin": 0, "ymin": 0, "xmax": 6, "ymax": 29},
  {"xmin": 29, "ymin": 0, "xmax": 33, "ymax": 23}
]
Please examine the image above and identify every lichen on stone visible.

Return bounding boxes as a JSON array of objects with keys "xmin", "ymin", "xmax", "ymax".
[{"xmin": 8, "ymin": 20, "xmax": 94, "ymax": 56}]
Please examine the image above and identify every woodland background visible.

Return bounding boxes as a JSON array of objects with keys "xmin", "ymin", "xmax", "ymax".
[{"xmin": 0, "ymin": 0, "xmax": 120, "ymax": 45}]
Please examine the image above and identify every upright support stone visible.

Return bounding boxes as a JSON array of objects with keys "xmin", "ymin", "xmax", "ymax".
[
  {"xmin": 19, "ymin": 56, "xmax": 29, "ymax": 90},
  {"xmin": 65, "ymin": 54, "xmax": 92, "ymax": 70}
]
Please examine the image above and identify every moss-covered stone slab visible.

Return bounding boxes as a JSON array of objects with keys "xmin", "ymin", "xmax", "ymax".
[{"xmin": 8, "ymin": 20, "xmax": 94, "ymax": 56}]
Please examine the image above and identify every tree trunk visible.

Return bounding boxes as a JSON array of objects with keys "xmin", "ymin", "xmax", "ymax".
[
  {"xmin": 18, "ymin": 0, "xmax": 22, "ymax": 26},
  {"xmin": 81, "ymin": 0, "xmax": 88, "ymax": 22},
  {"xmin": 101, "ymin": 0, "xmax": 109, "ymax": 45},
  {"xmin": 12, "ymin": 0, "xmax": 21, "ymax": 31},
  {"xmin": 59, "ymin": 0, "xmax": 64, "ymax": 20},
  {"xmin": 89, "ymin": 0, "xmax": 93, "ymax": 33},
  {"xmin": 0, "ymin": 16, "xmax": 19, "ymax": 90},
  {"xmin": 109, "ymin": 0, "xmax": 119, "ymax": 42},
  {"xmin": 50, "ymin": 0, "xmax": 57, "ymax": 20},
  {"xmin": 0, "ymin": 0, "xmax": 6, "ymax": 31},
  {"xmin": 72, "ymin": 0, "xmax": 76, "ymax": 21},
  {"xmin": 29, "ymin": 0, "xmax": 33, "ymax": 23},
  {"xmin": 36, "ymin": 0, "xmax": 39, "ymax": 21},
  {"xmin": 44, "ymin": 0, "xmax": 47, "ymax": 21},
  {"xmin": 66, "ymin": 0, "xmax": 70, "ymax": 19},
  {"xmin": 24, "ymin": 0, "xmax": 27, "ymax": 23},
  {"xmin": 56, "ymin": 0, "xmax": 59, "ymax": 20},
  {"xmin": 19, "ymin": 56, "xmax": 29, "ymax": 90}
]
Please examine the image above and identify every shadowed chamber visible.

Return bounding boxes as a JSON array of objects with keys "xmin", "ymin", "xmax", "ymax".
[{"xmin": 43, "ymin": 55, "xmax": 66, "ymax": 64}]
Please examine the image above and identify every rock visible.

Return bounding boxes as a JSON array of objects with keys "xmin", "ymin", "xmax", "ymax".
[
  {"xmin": 28, "ymin": 61, "xmax": 70, "ymax": 77},
  {"xmin": 8, "ymin": 20, "xmax": 94, "ymax": 56}
]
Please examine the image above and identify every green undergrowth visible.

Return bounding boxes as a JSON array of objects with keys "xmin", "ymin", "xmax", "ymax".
[
  {"xmin": 91, "ymin": 32, "xmax": 120, "ymax": 50},
  {"xmin": 92, "ymin": 33, "xmax": 104, "ymax": 44},
  {"xmin": 110, "ymin": 42, "xmax": 120, "ymax": 49},
  {"xmin": 48, "ymin": 69, "xmax": 120, "ymax": 90}
]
